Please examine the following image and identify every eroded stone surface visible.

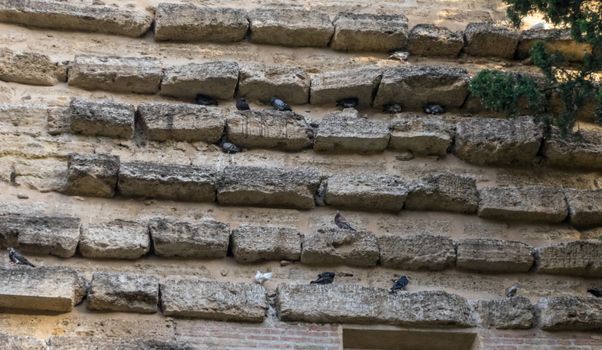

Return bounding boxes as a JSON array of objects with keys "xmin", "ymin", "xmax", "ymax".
[
  {"xmin": 80, "ymin": 220, "xmax": 150, "ymax": 259},
  {"xmin": 301, "ymin": 228, "xmax": 379, "ymax": 267},
  {"xmin": 565, "ymin": 189, "xmax": 602, "ymax": 228},
  {"xmin": 314, "ymin": 111, "xmax": 390, "ymax": 153},
  {"xmin": 539, "ymin": 296, "xmax": 602, "ymax": 331},
  {"xmin": 249, "ymin": 9, "xmax": 333, "ymax": 47},
  {"xmin": 331, "ymin": 13, "xmax": 408, "ymax": 52},
  {"xmin": 238, "ymin": 64, "xmax": 310, "ymax": 105},
  {"xmin": 231, "ymin": 225, "xmax": 302, "ymax": 263},
  {"xmin": 457, "ymin": 239, "xmax": 534, "ymax": 273},
  {"xmin": 518, "ymin": 29, "xmax": 591, "ymax": 62},
  {"xmin": 48, "ymin": 337, "xmax": 191, "ymax": 350},
  {"xmin": 88, "ymin": 272, "xmax": 159, "ymax": 313},
  {"xmin": 310, "ymin": 68, "xmax": 382, "ymax": 107},
  {"xmin": 0, "ymin": 48, "xmax": 65, "ymax": 86},
  {"xmin": 405, "ymin": 173, "xmax": 478, "ymax": 214},
  {"xmin": 544, "ymin": 128, "xmax": 602, "ymax": 170},
  {"xmin": 388, "ymin": 115, "xmax": 455, "ymax": 156},
  {"xmin": 62, "ymin": 153, "xmax": 120, "ymax": 198},
  {"xmin": 476, "ymin": 297, "xmax": 534, "ymax": 329},
  {"xmin": 149, "ymin": 218, "xmax": 230, "ymax": 258},
  {"xmin": 408, "ymin": 24, "xmax": 464, "ymax": 57},
  {"xmin": 464, "ymin": 22, "xmax": 520, "ymax": 58},
  {"xmin": 0, "ymin": 334, "xmax": 45, "ymax": 350},
  {"xmin": 69, "ymin": 98, "xmax": 135, "ymax": 139},
  {"xmin": 325, "ymin": 173, "xmax": 408, "ymax": 212},
  {"xmin": 160, "ymin": 61, "xmax": 239, "ymax": 99},
  {"xmin": 537, "ymin": 240, "xmax": 602, "ymax": 277},
  {"xmin": 379, "ymin": 234, "xmax": 456, "ymax": 270}
]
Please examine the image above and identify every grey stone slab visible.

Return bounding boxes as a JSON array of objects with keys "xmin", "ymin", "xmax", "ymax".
[
  {"xmin": 231, "ymin": 225, "xmax": 302, "ymax": 263},
  {"xmin": 88, "ymin": 272, "xmax": 159, "ymax": 313},
  {"xmin": 544, "ymin": 128, "xmax": 602, "ymax": 170},
  {"xmin": 457, "ymin": 239, "xmax": 534, "ymax": 273},
  {"xmin": 379, "ymin": 234, "xmax": 456, "ymax": 271},
  {"xmin": 476, "ymin": 297, "xmax": 534, "ymax": 329},
  {"xmin": 405, "ymin": 173, "xmax": 478, "ymax": 214},
  {"xmin": 80, "ymin": 220, "xmax": 150, "ymax": 259},
  {"xmin": 331, "ymin": 12, "xmax": 408, "ymax": 52},
  {"xmin": 388, "ymin": 115, "xmax": 455, "ymax": 156},
  {"xmin": 565, "ymin": 189, "xmax": 602, "ymax": 228},
  {"xmin": 149, "ymin": 218, "xmax": 230, "ymax": 258},
  {"xmin": 0, "ymin": 48, "xmax": 65, "ymax": 86},
  {"xmin": 408, "ymin": 24, "xmax": 464, "ymax": 57},
  {"xmin": 160, "ymin": 61, "xmax": 239, "ymax": 99},
  {"xmin": 301, "ymin": 228, "xmax": 380, "ymax": 267},
  {"xmin": 310, "ymin": 68, "xmax": 382, "ymax": 107},
  {"xmin": 464, "ymin": 22, "xmax": 520, "ymax": 58},
  {"xmin": 249, "ymin": 8, "xmax": 333, "ymax": 47},
  {"xmin": 538, "ymin": 296, "xmax": 602, "ymax": 331},
  {"xmin": 536, "ymin": 240, "xmax": 602, "ymax": 277},
  {"xmin": 325, "ymin": 173, "xmax": 408, "ymax": 212},
  {"xmin": 69, "ymin": 98, "xmax": 135, "ymax": 139},
  {"xmin": 314, "ymin": 111, "xmax": 390, "ymax": 153},
  {"xmin": 238, "ymin": 64, "xmax": 310, "ymax": 105},
  {"xmin": 62, "ymin": 153, "xmax": 120, "ymax": 198}
]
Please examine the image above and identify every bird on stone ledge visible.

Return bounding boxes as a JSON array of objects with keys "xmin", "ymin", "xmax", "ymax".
[
  {"xmin": 424, "ymin": 103, "xmax": 446, "ymax": 115},
  {"xmin": 310, "ymin": 272, "xmax": 335, "ymax": 285},
  {"xmin": 390, "ymin": 275, "xmax": 409, "ymax": 294},
  {"xmin": 271, "ymin": 97, "xmax": 292, "ymax": 111},
  {"xmin": 505, "ymin": 283, "xmax": 520, "ymax": 298},
  {"xmin": 336, "ymin": 97, "xmax": 359, "ymax": 109},
  {"xmin": 334, "ymin": 212, "xmax": 356, "ymax": 231},
  {"xmin": 254, "ymin": 271, "xmax": 272, "ymax": 285},
  {"xmin": 588, "ymin": 288, "xmax": 602, "ymax": 298},
  {"xmin": 218, "ymin": 136, "xmax": 241, "ymax": 154},
  {"xmin": 236, "ymin": 97, "xmax": 250, "ymax": 111},
  {"xmin": 8, "ymin": 248, "xmax": 35, "ymax": 267},
  {"xmin": 195, "ymin": 94, "xmax": 218, "ymax": 106}
]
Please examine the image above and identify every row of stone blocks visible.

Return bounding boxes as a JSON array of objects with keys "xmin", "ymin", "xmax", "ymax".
[
  {"xmin": 2, "ymin": 210, "xmax": 602, "ymax": 277},
  {"xmin": 1, "ymin": 267, "xmax": 600, "ymax": 332},
  {"xmin": 0, "ymin": 0, "xmax": 591, "ymax": 59}
]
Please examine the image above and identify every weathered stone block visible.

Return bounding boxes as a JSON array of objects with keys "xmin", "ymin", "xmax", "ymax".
[
  {"xmin": 149, "ymin": 218, "xmax": 230, "ymax": 258},
  {"xmin": 565, "ymin": 189, "xmax": 602, "ymax": 228},
  {"xmin": 68, "ymin": 55, "xmax": 162, "ymax": 94},
  {"xmin": 160, "ymin": 61, "xmax": 239, "ymax": 99},
  {"xmin": 238, "ymin": 64, "xmax": 310, "ymax": 105},
  {"xmin": 0, "ymin": 334, "xmax": 45, "ymax": 350},
  {"xmin": 231, "ymin": 225, "xmax": 302, "ymax": 263},
  {"xmin": 539, "ymin": 296, "xmax": 602, "ymax": 331},
  {"xmin": 161, "ymin": 280, "xmax": 267, "ymax": 322},
  {"xmin": 226, "ymin": 110, "xmax": 313, "ymax": 151},
  {"xmin": 48, "ymin": 337, "xmax": 190, "ymax": 350},
  {"xmin": 277, "ymin": 284, "xmax": 475, "ymax": 327},
  {"xmin": 301, "ymin": 228, "xmax": 379, "ymax": 267},
  {"xmin": 154, "ymin": 3, "xmax": 248, "ymax": 43},
  {"xmin": 217, "ymin": 166, "xmax": 321, "ymax": 210},
  {"xmin": 457, "ymin": 239, "xmax": 534, "ymax": 273},
  {"xmin": 80, "ymin": 220, "xmax": 150, "ymax": 260},
  {"xmin": 118, "ymin": 162, "xmax": 218, "ymax": 203},
  {"xmin": 325, "ymin": 173, "xmax": 408, "ymax": 212},
  {"xmin": 405, "ymin": 173, "xmax": 478, "ymax": 214},
  {"xmin": 314, "ymin": 111, "xmax": 390, "ymax": 153},
  {"xmin": 478, "ymin": 186, "xmax": 568, "ymax": 224},
  {"xmin": 476, "ymin": 297, "xmax": 534, "ymax": 329},
  {"xmin": 379, "ymin": 234, "xmax": 456, "ymax": 270},
  {"xmin": 543, "ymin": 128, "xmax": 602, "ymax": 170},
  {"xmin": 388, "ymin": 115, "xmax": 455, "ymax": 156},
  {"xmin": 88, "ymin": 272, "xmax": 158, "ymax": 314},
  {"xmin": 310, "ymin": 68, "xmax": 382, "ymax": 107},
  {"xmin": 454, "ymin": 116, "xmax": 544, "ymax": 166},
  {"xmin": 408, "ymin": 24, "xmax": 464, "ymax": 57},
  {"xmin": 249, "ymin": 9, "xmax": 333, "ymax": 47},
  {"xmin": 518, "ymin": 29, "xmax": 591, "ymax": 62},
  {"xmin": 537, "ymin": 240, "xmax": 602, "ymax": 277},
  {"xmin": 0, "ymin": 267, "xmax": 85, "ymax": 313},
  {"xmin": 62, "ymin": 153, "xmax": 120, "ymax": 198},
  {"xmin": 138, "ymin": 103, "xmax": 225, "ymax": 143},
  {"xmin": 0, "ymin": 48, "xmax": 65, "ymax": 86},
  {"xmin": 331, "ymin": 12, "xmax": 408, "ymax": 52},
  {"xmin": 0, "ymin": 0, "xmax": 153, "ymax": 37},
  {"xmin": 373, "ymin": 66, "xmax": 469, "ymax": 109},
  {"xmin": 463, "ymin": 22, "xmax": 520, "ymax": 58},
  {"xmin": 69, "ymin": 98, "xmax": 135, "ymax": 139}
]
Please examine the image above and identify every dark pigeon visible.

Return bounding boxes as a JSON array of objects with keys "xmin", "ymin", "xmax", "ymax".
[
  {"xmin": 383, "ymin": 103, "xmax": 403, "ymax": 114},
  {"xmin": 505, "ymin": 284, "xmax": 519, "ymax": 298},
  {"xmin": 424, "ymin": 103, "xmax": 445, "ymax": 115},
  {"xmin": 588, "ymin": 288, "xmax": 602, "ymax": 298},
  {"xmin": 218, "ymin": 136, "xmax": 241, "ymax": 154},
  {"xmin": 334, "ymin": 212, "xmax": 356, "ymax": 231},
  {"xmin": 8, "ymin": 248, "xmax": 35, "ymax": 267},
  {"xmin": 271, "ymin": 97, "xmax": 292, "ymax": 111},
  {"xmin": 336, "ymin": 97, "xmax": 359, "ymax": 109},
  {"xmin": 390, "ymin": 275, "xmax": 409, "ymax": 294},
  {"xmin": 310, "ymin": 272, "xmax": 335, "ymax": 285},
  {"xmin": 195, "ymin": 94, "xmax": 218, "ymax": 106},
  {"xmin": 236, "ymin": 97, "xmax": 250, "ymax": 111}
]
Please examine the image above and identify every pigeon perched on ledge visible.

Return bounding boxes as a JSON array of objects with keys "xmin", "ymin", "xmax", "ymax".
[
  {"xmin": 424, "ymin": 103, "xmax": 445, "ymax": 115},
  {"xmin": 383, "ymin": 103, "xmax": 403, "ymax": 114},
  {"xmin": 334, "ymin": 212, "xmax": 356, "ymax": 231},
  {"xmin": 505, "ymin": 283, "xmax": 519, "ymax": 298},
  {"xmin": 336, "ymin": 97, "xmax": 359, "ymax": 109},
  {"xmin": 588, "ymin": 288, "xmax": 602, "ymax": 298},
  {"xmin": 218, "ymin": 136, "xmax": 241, "ymax": 154},
  {"xmin": 390, "ymin": 275, "xmax": 409, "ymax": 294},
  {"xmin": 8, "ymin": 248, "xmax": 35, "ymax": 267},
  {"xmin": 254, "ymin": 271, "xmax": 272, "ymax": 285},
  {"xmin": 271, "ymin": 97, "xmax": 292, "ymax": 111},
  {"xmin": 236, "ymin": 97, "xmax": 250, "ymax": 111},
  {"xmin": 195, "ymin": 94, "xmax": 218, "ymax": 106},
  {"xmin": 310, "ymin": 272, "xmax": 335, "ymax": 285}
]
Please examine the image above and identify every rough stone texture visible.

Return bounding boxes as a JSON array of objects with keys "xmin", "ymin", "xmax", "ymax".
[
  {"xmin": 456, "ymin": 239, "xmax": 534, "ymax": 273},
  {"xmin": 539, "ymin": 296, "xmax": 602, "ymax": 331},
  {"xmin": 454, "ymin": 116, "xmax": 544, "ymax": 166},
  {"xmin": 301, "ymin": 228, "xmax": 380, "ymax": 267},
  {"xmin": 379, "ymin": 234, "xmax": 456, "ymax": 270},
  {"xmin": 68, "ymin": 98, "xmax": 135, "ymax": 139},
  {"xmin": 565, "ymin": 189, "xmax": 602, "ymax": 228},
  {"xmin": 543, "ymin": 128, "xmax": 602, "ymax": 170},
  {"xmin": 160, "ymin": 61, "xmax": 239, "ymax": 99},
  {"xmin": 231, "ymin": 225, "xmax": 302, "ymax": 263},
  {"xmin": 238, "ymin": 64, "xmax": 310, "ymax": 105},
  {"xmin": 80, "ymin": 220, "xmax": 150, "ymax": 259},
  {"xmin": 249, "ymin": 9, "xmax": 333, "ymax": 47},
  {"xmin": 0, "ymin": 213, "xmax": 80, "ymax": 258},
  {"xmin": 331, "ymin": 12, "xmax": 409, "ymax": 52},
  {"xmin": 48, "ymin": 337, "xmax": 192, "ymax": 350},
  {"xmin": 314, "ymin": 111, "xmax": 390, "ymax": 153},
  {"xmin": 324, "ymin": 173, "xmax": 408, "ymax": 212},
  {"xmin": 88, "ymin": 272, "xmax": 159, "ymax": 314},
  {"xmin": 118, "ymin": 162, "xmax": 218, "ymax": 203},
  {"xmin": 463, "ymin": 22, "xmax": 520, "ymax": 58},
  {"xmin": 536, "ymin": 240, "xmax": 602, "ymax": 277},
  {"xmin": 138, "ymin": 102, "xmax": 225, "ymax": 143},
  {"xmin": 518, "ymin": 29, "xmax": 592, "ymax": 62},
  {"xmin": 226, "ymin": 110, "xmax": 313, "ymax": 151},
  {"xmin": 373, "ymin": 66, "xmax": 469, "ymax": 109},
  {"xmin": 478, "ymin": 186, "xmax": 568, "ymax": 224},
  {"xmin": 149, "ymin": 218, "xmax": 230, "ymax": 258},
  {"xmin": 0, "ymin": 48, "xmax": 65, "ymax": 86},
  {"xmin": 388, "ymin": 115, "xmax": 455, "ymax": 156},
  {"xmin": 0, "ymin": 267, "xmax": 85, "ymax": 313},
  {"xmin": 277, "ymin": 284, "xmax": 475, "ymax": 327},
  {"xmin": 62, "ymin": 153, "xmax": 120, "ymax": 198},
  {"xmin": 154, "ymin": 3, "xmax": 248, "ymax": 43},
  {"xmin": 476, "ymin": 297, "xmax": 535, "ymax": 329},
  {"xmin": 408, "ymin": 24, "xmax": 464, "ymax": 57},
  {"xmin": 217, "ymin": 166, "xmax": 321, "ymax": 210},
  {"xmin": 310, "ymin": 68, "xmax": 382, "ymax": 106},
  {"xmin": 0, "ymin": 0, "xmax": 153, "ymax": 37},
  {"xmin": 405, "ymin": 173, "xmax": 478, "ymax": 214},
  {"xmin": 161, "ymin": 279, "xmax": 267, "ymax": 322},
  {"xmin": 68, "ymin": 55, "xmax": 162, "ymax": 94},
  {"xmin": 0, "ymin": 334, "xmax": 45, "ymax": 350}
]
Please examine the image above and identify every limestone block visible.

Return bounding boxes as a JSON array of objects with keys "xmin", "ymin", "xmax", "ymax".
[
  {"xmin": 80, "ymin": 220, "xmax": 150, "ymax": 259},
  {"xmin": 463, "ymin": 22, "xmax": 520, "ymax": 58},
  {"xmin": 373, "ymin": 66, "xmax": 469, "ymax": 109},
  {"xmin": 478, "ymin": 186, "xmax": 568, "ymax": 224},
  {"xmin": 331, "ymin": 13, "xmax": 408, "ymax": 52},
  {"xmin": 249, "ymin": 8, "xmax": 333, "ymax": 47},
  {"xmin": 160, "ymin": 61, "xmax": 239, "ymax": 99},
  {"xmin": 536, "ymin": 240, "xmax": 602, "ymax": 277},
  {"xmin": 149, "ymin": 218, "xmax": 230, "ymax": 258},
  {"xmin": 543, "ymin": 128, "xmax": 602, "ymax": 170},
  {"xmin": 154, "ymin": 3, "xmax": 248, "ymax": 43},
  {"xmin": 538, "ymin": 296, "xmax": 602, "ymax": 331},
  {"xmin": 231, "ymin": 225, "xmax": 302, "ymax": 263},
  {"xmin": 379, "ymin": 234, "xmax": 456, "ymax": 270},
  {"xmin": 565, "ymin": 189, "xmax": 602, "ymax": 228},
  {"xmin": 68, "ymin": 55, "xmax": 162, "ymax": 94},
  {"xmin": 138, "ymin": 103, "xmax": 225, "ymax": 143},
  {"xmin": 238, "ymin": 63, "xmax": 310, "ymax": 105},
  {"xmin": 0, "ymin": 334, "xmax": 45, "ymax": 350},
  {"xmin": 48, "ymin": 337, "xmax": 189, "ymax": 350},
  {"xmin": 0, "ymin": 48, "xmax": 65, "ymax": 86},
  {"xmin": 69, "ymin": 98, "xmax": 135, "ymax": 139},
  {"xmin": 518, "ymin": 29, "xmax": 591, "ymax": 62},
  {"xmin": 314, "ymin": 111, "xmax": 390, "ymax": 153},
  {"xmin": 88, "ymin": 272, "xmax": 158, "ymax": 313},
  {"xmin": 405, "ymin": 173, "xmax": 478, "ymax": 214},
  {"xmin": 408, "ymin": 24, "xmax": 464, "ymax": 57},
  {"xmin": 63, "ymin": 153, "xmax": 120, "ymax": 198},
  {"xmin": 118, "ymin": 162, "xmax": 218, "ymax": 203},
  {"xmin": 161, "ymin": 279, "xmax": 267, "ymax": 322},
  {"xmin": 388, "ymin": 115, "xmax": 455, "ymax": 156},
  {"xmin": 325, "ymin": 173, "xmax": 408, "ymax": 212},
  {"xmin": 457, "ymin": 239, "xmax": 534, "ymax": 273},
  {"xmin": 310, "ymin": 68, "xmax": 382, "ymax": 107},
  {"xmin": 476, "ymin": 297, "xmax": 534, "ymax": 329},
  {"xmin": 301, "ymin": 228, "xmax": 379, "ymax": 267}
]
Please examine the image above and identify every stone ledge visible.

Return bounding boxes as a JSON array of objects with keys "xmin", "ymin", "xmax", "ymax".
[
  {"xmin": 331, "ymin": 12, "xmax": 408, "ymax": 52},
  {"xmin": 379, "ymin": 234, "xmax": 456, "ymax": 271},
  {"xmin": 231, "ymin": 225, "xmax": 302, "ymax": 263},
  {"xmin": 68, "ymin": 98, "xmax": 136, "ymax": 139},
  {"xmin": 249, "ymin": 8, "xmax": 333, "ymax": 47},
  {"xmin": 388, "ymin": 115, "xmax": 455, "ymax": 156},
  {"xmin": 457, "ymin": 239, "xmax": 534, "ymax": 273},
  {"xmin": 79, "ymin": 220, "xmax": 150, "ymax": 260},
  {"xmin": 476, "ymin": 297, "xmax": 534, "ymax": 329},
  {"xmin": 405, "ymin": 173, "xmax": 478, "ymax": 214},
  {"xmin": 463, "ymin": 22, "xmax": 520, "ymax": 58},
  {"xmin": 88, "ymin": 272, "xmax": 159, "ymax": 314},
  {"xmin": 62, "ymin": 153, "xmax": 120, "ymax": 198},
  {"xmin": 238, "ymin": 64, "xmax": 310, "ymax": 105},
  {"xmin": 301, "ymin": 228, "xmax": 380, "ymax": 267},
  {"xmin": 536, "ymin": 240, "xmax": 602, "ymax": 277},
  {"xmin": 314, "ymin": 111, "xmax": 390, "ymax": 153},
  {"xmin": 538, "ymin": 296, "xmax": 602, "ymax": 331},
  {"xmin": 408, "ymin": 24, "xmax": 464, "ymax": 58},
  {"xmin": 543, "ymin": 128, "xmax": 602, "ymax": 170},
  {"xmin": 325, "ymin": 173, "xmax": 408, "ymax": 212},
  {"xmin": 310, "ymin": 68, "xmax": 382, "ymax": 106},
  {"xmin": 149, "ymin": 218, "xmax": 230, "ymax": 258},
  {"xmin": 0, "ymin": 48, "xmax": 65, "ymax": 86},
  {"xmin": 160, "ymin": 61, "xmax": 239, "ymax": 100},
  {"xmin": 565, "ymin": 189, "xmax": 602, "ymax": 228}
]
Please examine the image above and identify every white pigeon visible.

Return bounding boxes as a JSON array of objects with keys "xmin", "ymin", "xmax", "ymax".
[
  {"xmin": 388, "ymin": 51, "xmax": 409, "ymax": 62},
  {"xmin": 254, "ymin": 271, "xmax": 272, "ymax": 285}
]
